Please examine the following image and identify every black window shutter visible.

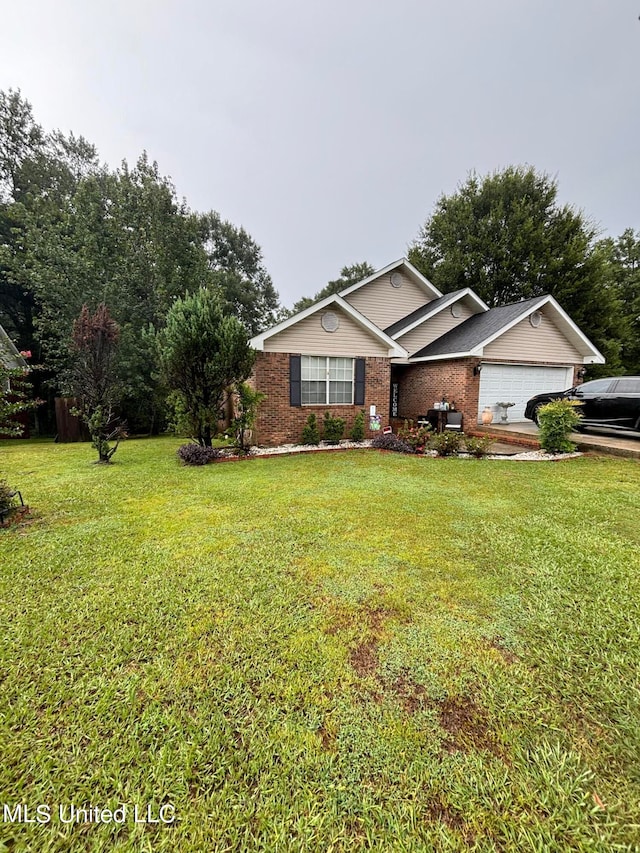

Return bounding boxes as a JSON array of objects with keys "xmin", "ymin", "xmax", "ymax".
[
  {"xmin": 354, "ymin": 358, "xmax": 366, "ymax": 406},
  {"xmin": 290, "ymin": 355, "xmax": 302, "ymax": 406}
]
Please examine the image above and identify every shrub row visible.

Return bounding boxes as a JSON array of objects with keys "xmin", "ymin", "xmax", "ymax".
[
  {"xmin": 371, "ymin": 427, "xmax": 495, "ymax": 458},
  {"xmin": 302, "ymin": 411, "xmax": 365, "ymax": 445}
]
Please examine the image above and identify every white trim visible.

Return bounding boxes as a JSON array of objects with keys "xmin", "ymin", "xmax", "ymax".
[
  {"xmin": 408, "ymin": 351, "xmax": 479, "ymax": 363},
  {"xmin": 337, "ymin": 257, "xmax": 442, "ymax": 301},
  {"xmin": 391, "ymin": 288, "xmax": 489, "ymax": 340},
  {"xmin": 480, "ymin": 360, "xmax": 574, "ymax": 369},
  {"xmin": 249, "ymin": 293, "xmax": 408, "ymax": 358}
]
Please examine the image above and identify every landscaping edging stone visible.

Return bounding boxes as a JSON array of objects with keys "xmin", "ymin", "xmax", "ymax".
[{"xmin": 208, "ymin": 440, "xmax": 581, "ymax": 463}]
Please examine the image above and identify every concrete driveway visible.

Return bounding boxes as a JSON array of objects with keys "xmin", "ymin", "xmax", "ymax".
[{"xmin": 479, "ymin": 421, "xmax": 640, "ymax": 460}]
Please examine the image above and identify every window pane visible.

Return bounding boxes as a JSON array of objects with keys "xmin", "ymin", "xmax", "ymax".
[
  {"xmin": 302, "ymin": 381, "xmax": 326, "ymax": 404},
  {"xmin": 301, "ymin": 356, "xmax": 325, "ymax": 381},
  {"xmin": 329, "ymin": 357, "xmax": 353, "ymax": 381},
  {"xmin": 329, "ymin": 382, "xmax": 353, "ymax": 404}
]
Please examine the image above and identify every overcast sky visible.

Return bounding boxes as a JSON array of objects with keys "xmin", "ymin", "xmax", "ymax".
[{"xmin": 1, "ymin": 1, "xmax": 638, "ymax": 307}]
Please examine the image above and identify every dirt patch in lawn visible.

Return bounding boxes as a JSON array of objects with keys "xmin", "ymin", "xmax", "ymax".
[
  {"xmin": 333, "ymin": 598, "xmax": 404, "ymax": 682},
  {"xmin": 317, "ymin": 723, "xmax": 335, "ymax": 751},
  {"xmin": 349, "ymin": 638, "xmax": 380, "ymax": 678},
  {"xmin": 325, "ymin": 598, "xmax": 403, "ymax": 638},
  {"xmin": 389, "ymin": 674, "xmax": 428, "ymax": 714},
  {"xmin": 487, "ymin": 636, "xmax": 519, "ymax": 664},
  {"xmin": 427, "ymin": 797, "xmax": 472, "ymax": 839},
  {"xmin": 437, "ymin": 695, "xmax": 501, "ymax": 756}
]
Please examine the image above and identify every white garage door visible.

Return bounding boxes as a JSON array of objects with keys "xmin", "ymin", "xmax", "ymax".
[{"xmin": 478, "ymin": 364, "xmax": 573, "ymax": 423}]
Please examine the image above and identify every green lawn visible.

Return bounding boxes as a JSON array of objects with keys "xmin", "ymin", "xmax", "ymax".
[{"xmin": 1, "ymin": 438, "xmax": 639, "ymax": 852}]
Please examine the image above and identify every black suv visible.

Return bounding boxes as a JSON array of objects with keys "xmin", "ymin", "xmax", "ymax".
[{"xmin": 524, "ymin": 376, "xmax": 640, "ymax": 433}]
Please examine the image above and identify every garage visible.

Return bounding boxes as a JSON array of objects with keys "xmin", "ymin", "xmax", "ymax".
[{"xmin": 478, "ymin": 363, "xmax": 574, "ymax": 422}]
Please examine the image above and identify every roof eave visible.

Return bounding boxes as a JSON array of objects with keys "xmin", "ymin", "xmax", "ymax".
[{"xmin": 409, "ymin": 350, "xmax": 481, "ymax": 363}]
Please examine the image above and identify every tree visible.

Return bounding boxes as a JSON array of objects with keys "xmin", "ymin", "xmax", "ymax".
[
  {"xmin": 0, "ymin": 88, "xmax": 44, "ymax": 203},
  {"xmin": 0, "ymin": 90, "xmax": 47, "ymax": 356},
  {"xmin": 0, "ymin": 88, "xmax": 98, "ymax": 205},
  {"xmin": 0, "ymin": 89, "xmax": 279, "ymax": 434},
  {"xmin": 199, "ymin": 211, "xmax": 280, "ymax": 334},
  {"xmin": 160, "ymin": 288, "xmax": 255, "ymax": 447},
  {"xmin": 67, "ymin": 304, "xmax": 124, "ymax": 463},
  {"xmin": 13, "ymin": 154, "xmax": 209, "ymax": 432},
  {"xmin": 595, "ymin": 229, "xmax": 640, "ymax": 374},
  {"xmin": 0, "ymin": 89, "xmax": 100, "ymax": 432},
  {"xmin": 231, "ymin": 382, "xmax": 265, "ymax": 452},
  {"xmin": 408, "ymin": 166, "xmax": 627, "ymax": 373},
  {"xmin": 290, "ymin": 261, "xmax": 375, "ymax": 314}
]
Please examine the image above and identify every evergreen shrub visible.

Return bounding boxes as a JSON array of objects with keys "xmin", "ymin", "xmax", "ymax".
[
  {"xmin": 537, "ymin": 399, "xmax": 582, "ymax": 453},
  {"xmin": 350, "ymin": 410, "xmax": 366, "ymax": 442},
  {"xmin": 323, "ymin": 412, "xmax": 345, "ymax": 443}
]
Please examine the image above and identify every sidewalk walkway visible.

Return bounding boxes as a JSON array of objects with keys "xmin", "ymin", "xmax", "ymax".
[{"xmin": 476, "ymin": 422, "xmax": 640, "ymax": 460}]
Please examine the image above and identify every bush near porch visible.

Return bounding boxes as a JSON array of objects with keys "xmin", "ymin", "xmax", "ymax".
[{"xmin": 1, "ymin": 438, "xmax": 639, "ymax": 851}]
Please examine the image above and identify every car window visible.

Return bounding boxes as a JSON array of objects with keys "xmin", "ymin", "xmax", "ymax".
[
  {"xmin": 613, "ymin": 378, "xmax": 640, "ymax": 393},
  {"xmin": 575, "ymin": 379, "xmax": 613, "ymax": 394}
]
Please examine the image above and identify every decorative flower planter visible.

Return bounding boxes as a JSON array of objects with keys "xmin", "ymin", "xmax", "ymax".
[{"xmin": 481, "ymin": 406, "xmax": 494, "ymax": 425}]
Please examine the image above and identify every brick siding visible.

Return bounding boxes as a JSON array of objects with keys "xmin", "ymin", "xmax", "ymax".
[
  {"xmin": 396, "ymin": 358, "xmax": 480, "ymax": 431},
  {"xmin": 395, "ymin": 357, "xmax": 582, "ymax": 431},
  {"xmin": 254, "ymin": 353, "xmax": 583, "ymax": 444},
  {"xmin": 252, "ymin": 352, "xmax": 391, "ymax": 446}
]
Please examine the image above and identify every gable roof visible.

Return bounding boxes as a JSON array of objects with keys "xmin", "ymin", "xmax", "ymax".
[
  {"xmin": 338, "ymin": 257, "xmax": 442, "ymax": 302},
  {"xmin": 409, "ymin": 295, "xmax": 605, "ymax": 364},
  {"xmin": 0, "ymin": 324, "xmax": 27, "ymax": 370},
  {"xmin": 249, "ymin": 293, "xmax": 409, "ymax": 358},
  {"xmin": 383, "ymin": 288, "xmax": 489, "ymax": 339}
]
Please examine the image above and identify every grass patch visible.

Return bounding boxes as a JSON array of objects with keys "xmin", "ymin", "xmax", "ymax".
[{"xmin": 0, "ymin": 438, "xmax": 639, "ymax": 851}]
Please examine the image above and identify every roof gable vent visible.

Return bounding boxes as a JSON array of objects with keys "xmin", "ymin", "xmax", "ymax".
[{"xmin": 321, "ymin": 311, "xmax": 340, "ymax": 333}]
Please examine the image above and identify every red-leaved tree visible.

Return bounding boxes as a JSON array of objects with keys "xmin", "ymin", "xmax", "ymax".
[{"xmin": 69, "ymin": 304, "xmax": 125, "ymax": 463}]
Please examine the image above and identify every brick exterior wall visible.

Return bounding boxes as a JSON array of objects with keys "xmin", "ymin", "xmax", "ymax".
[
  {"xmin": 252, "ymin": 352, "xmax": 391, "ymax": 446},
  {"xmin": 396, "ymin": 357, "xmax": 582, "ymax": 431},
  {"xmin": 396, "ymin": 358, "xmax": 480, "ymax": 432},
  {"xmin": 253, "ymin": 353, "xmax": 584, "ymax": 444}
]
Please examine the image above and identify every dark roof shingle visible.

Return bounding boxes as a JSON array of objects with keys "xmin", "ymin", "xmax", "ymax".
[
  {"xmin": 410, "ymin": 295, "xmax": 547, "ymax": 359},
  {"xmin": 383, "ymin": 290, "xmax": 468, "ymax": 337}
]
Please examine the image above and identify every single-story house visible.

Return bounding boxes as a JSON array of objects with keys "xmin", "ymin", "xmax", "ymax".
[{"xmin": 248, "ymin": 258, "xmax": 604, "ymax": 445}]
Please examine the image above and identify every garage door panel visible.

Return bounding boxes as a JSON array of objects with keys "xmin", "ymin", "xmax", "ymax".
[{"xmin": 478, "ymin": 364, "xmax": 572, "ymax": 422}]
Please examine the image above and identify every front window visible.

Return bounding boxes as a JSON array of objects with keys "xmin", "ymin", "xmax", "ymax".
[{"xmin": 301, "ymin": 356, "xmax": 354, "ymax": 405}]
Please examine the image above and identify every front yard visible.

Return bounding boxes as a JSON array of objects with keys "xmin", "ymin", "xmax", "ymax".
[{"xmin": 1, "ymin": 438, "xmax": 639, "ymax": 852}]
